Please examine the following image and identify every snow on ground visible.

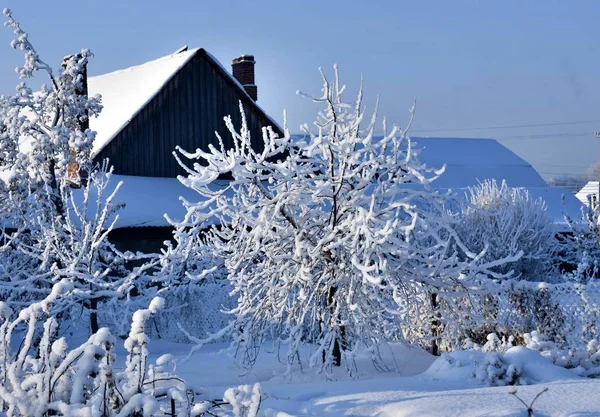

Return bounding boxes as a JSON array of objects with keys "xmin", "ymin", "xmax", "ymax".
[{"xmin": 112, "ymin": 339, "xmax": 600, "ymax": 417}]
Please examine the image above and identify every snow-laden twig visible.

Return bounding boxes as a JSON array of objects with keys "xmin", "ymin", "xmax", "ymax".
[{"xmin": 171, "ymin": 66, "xmax": 516, "ymax": 376}]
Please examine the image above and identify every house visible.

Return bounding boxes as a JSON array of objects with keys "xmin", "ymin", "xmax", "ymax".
[
  {"xmin": 88, "ymin": 47, "xmax": 283, "ymax": 178},
  {"xmin": 575, "ymin": 181, "xmax": 599, "ymax": 207},
  {"xmin": 74, "ymin": 47, "xmax": 284, "ymax": 251},
  {"xmin": 61, "ymin": 47, "xmax": 583, "ymax": 251},
  {"xmin": 409, "ymin": 137, "xmax": 584, "ymax": 231}
]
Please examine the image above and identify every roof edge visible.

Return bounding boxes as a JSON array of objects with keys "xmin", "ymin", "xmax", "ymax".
[
  {"xmin": 91, "ymin": 48, "xmax": 200, "ymax": 157},
  {"xmin": 91, "ymin": 48, "xmax": 284, "ymax": 157},
  {"xmin": 200, "ymin": 49, "xmax": 285, "ymax": 136}
]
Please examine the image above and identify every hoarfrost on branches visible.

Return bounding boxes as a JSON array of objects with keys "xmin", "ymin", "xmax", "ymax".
[
  {"xmin": 455, "ymin": 179, "xmax": 557, "ymax": 279},
  {"xmin": 173, "ymin": 66, "xmax": 515, "ymax": 375},
  {"xmin": 0, "ymin": 9, "xmax": 155, "ymax": 335},
  {"xmin": 1, "ymin": 8, "xmax": 101, "ymax": 198},
  {"xmin": 0, "ymin": 289, "xmax": 249, "ymax": 416}
]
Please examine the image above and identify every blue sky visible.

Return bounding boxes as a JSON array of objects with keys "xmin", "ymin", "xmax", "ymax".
[{"xmin": 1, "ymin": 0, "xmax": 599, "ymax": 180}]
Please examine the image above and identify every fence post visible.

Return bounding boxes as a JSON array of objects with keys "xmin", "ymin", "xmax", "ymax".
[{"xmin": 430, "ymin": 292, "xmax": 440, "ymax": 356}]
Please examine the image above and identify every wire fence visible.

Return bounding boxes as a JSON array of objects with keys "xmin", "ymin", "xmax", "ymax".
[{"xmin": 405, "ymin": 280, "xmax": 600, "ymax": 352}]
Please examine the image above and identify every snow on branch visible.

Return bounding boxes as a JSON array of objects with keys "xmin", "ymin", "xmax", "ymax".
[
  {"xmin": 0, "ymin": 289, "xmax": 260, "ymax": 416},
  {"xmin": 172, "ymin": 65, "xmax": 515, "ymax": 376}
]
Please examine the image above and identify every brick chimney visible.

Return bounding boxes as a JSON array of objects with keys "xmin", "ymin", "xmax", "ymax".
[{"xmin": 232, "ymin": 55, "xmax": 257, "ymax": 101}]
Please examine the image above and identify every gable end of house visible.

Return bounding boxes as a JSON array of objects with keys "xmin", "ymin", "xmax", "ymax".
[{"xmin": 93, "ymin": 49, "xmax": 283, "ymax": 178}]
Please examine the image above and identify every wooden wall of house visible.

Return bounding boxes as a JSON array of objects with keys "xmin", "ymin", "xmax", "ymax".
[{"xmin": 94, "ymin": 50, "xmax": 282, "ymax": 178}]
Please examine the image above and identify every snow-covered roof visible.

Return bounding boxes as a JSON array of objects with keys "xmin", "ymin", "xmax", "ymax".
[
  {"xmin": 411, "ymin": 137, "xmax": 548, "ymax": 188},
  {"xmin": 104, "ymin": 176, "xmax": 581, "ymax": 231},
  {"xmin": 87, "ymin": 47, "xmax": 283, "ymax": 157},
  {"xmin": 575, "ymin": 181, "xmax": 599, "ymax": 206},
  {"xmin": 95, "ymin": 174, "xmax": 221, "ymax": 228},
  {"xmin": 105, "ymin": 135, "xmax": 584, "ymax": 231},
  {"xmin": 527, "ymin": 187, "xmax": 585, "ymax": 229},
  {"xmin": 88, "ymin": 48, "xmax": 198, "ymax": 156}
]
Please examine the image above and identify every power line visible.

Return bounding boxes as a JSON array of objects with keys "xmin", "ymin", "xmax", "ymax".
[
  {"xmin": 414, "ymin": 131, "xmax": 594, "ymax": 141},
  {"xmin": 412, "ymin": 120, "xmax": 600, "ymax": 133},
  {"xmin": 538, "ymin": 171, "xmax": 592, "ymax": 176},
  {"xmin": 536, "ymin": 163, "xmax": 592, "ymax": 168},
  {"xmin": 497, "ymin": 132, "xmax": 592, "ymax": 141}
]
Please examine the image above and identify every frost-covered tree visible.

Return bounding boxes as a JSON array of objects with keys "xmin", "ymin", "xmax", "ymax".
[
  {"xmin": 0, "ymin": 8, "xmax": 101, "ymax": 209},
  {"xmin": 1, "ymin": 161, "xmax": 155, "ymax": 334},
  {"xmin": 29, "ymin": 163, "xmax": 156, "ymax": 333},
  {"xmin": 0, "ymin": 6, "xmax": 100, "ymax": 283},
  {"xmin": 455, "ymin": 179, "xmax": 557, "ymax": 279},
  {"xmin": 0, "ymin": 6, "xmax": 95, "ymax": 314},
  {"xmin": 174, "ymin": 67, "xmax": 513, "ymax": 374},
  {"xmin": 0, "ymin": 9, "xmax": 153, "ymax": 335}
]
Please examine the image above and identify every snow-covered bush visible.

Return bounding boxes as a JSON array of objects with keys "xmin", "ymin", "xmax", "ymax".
[
  {"xmin": 524, "ymin": 331, "xmax": 600, "ymax": 377},
  {"xmin": 522, "ymin": 331, "xmax": 558, "ymax": 353},
  {"xmin": 173, "ymin": 66, "xmax": 514, "ymax": 374},
  {"xmin": 456, "ymin": 179, "xmax": 557, "ymax": 279},
  {"xmin": 473, "ymin": 353, "xmax": 525, "ymax": 386},
  {"xmin": 560, "ymin": 194, "xmax": 600, "ymax": 282},
  {"xmin": 463, "ymin": 333, "xmax": 515, "ymax": 353},
  {"xmin": 462, "ymin": 331, "xmax": 600, "ymax": 379},
  {"xmin": 0, "ymin": 285, "xmax": 171, "ymax": 416},
  {"xmin": 0, "ymin": 283, "xmax": 259, "ymax": 416},
  {"xmin": 427, "ymin": 344, "xmax": 577, "ymax": 386},
  {"xmin": 425, "ymin": 350, "xmax": 528, "ymax": 386},
  {"xmin": 223, "ymin": 384, "xmax": 262, "ymax": 417}
]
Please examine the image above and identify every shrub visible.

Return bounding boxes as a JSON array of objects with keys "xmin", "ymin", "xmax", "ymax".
[
  {"xmin": 559, "ymin": 194, "xmax": 600, "ymax": 282},
  {"xmin": 456, "ymin": 179, "xmax": 558, "ymax": 279},
  {"xmin": 0, "ymin": 282, "xmax": 260, "ymax": 416}
]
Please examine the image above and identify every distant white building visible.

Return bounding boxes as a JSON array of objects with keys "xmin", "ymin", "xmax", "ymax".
[
  {"xmin": 408, "ymin": 137, "xmax": 584, "ymax": 231},
  {"xmin": 575, "ymin": 181, "xmax": 599, "ymax": 206},
  {"xmin": 410, "ymin": 137, "xmax": 547, "ymax": 188}
]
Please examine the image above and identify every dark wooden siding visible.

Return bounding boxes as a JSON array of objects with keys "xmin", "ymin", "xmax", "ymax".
[{"xmin": 94, "ymin": 49, "xmax": 282, "ymax": 177}]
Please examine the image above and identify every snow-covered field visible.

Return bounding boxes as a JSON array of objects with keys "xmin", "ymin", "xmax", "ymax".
[{"xmin": 136, "ymin": 340, "xmax": 600, "ymax": 417}]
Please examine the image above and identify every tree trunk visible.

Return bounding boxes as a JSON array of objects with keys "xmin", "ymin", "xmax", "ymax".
[
  {"xmin": 47, "ymin": 158, "xmax": 63, "ymax": 217},
  {"xmin": 90, "ymin": 297, "xmax": 99, "ymax": 334},
  {"xmin": 328, "ymin": 286, "xmax": 344, "ymax": 367},
  {"xmin": 332, "ymin": 328, "xmax": 344, "ymax": 367}
]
